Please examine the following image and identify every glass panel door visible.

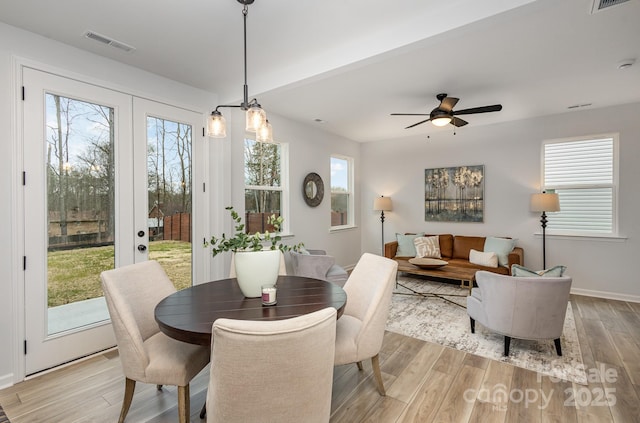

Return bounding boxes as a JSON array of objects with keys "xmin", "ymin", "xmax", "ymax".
[
  {"xmin": 146, "ymin": 115, "xmax": 193, "ymax": 289},
  {"xmin": 132, "ymin": 97, "xmax": 206, "ymax": 288},
  {"xmin": 45, "ymin": 93, "xmax": 116, "ymax": 335},
  {"xmin": 23, "ymin": 68, "xmax": 132, "ymax": 375}
]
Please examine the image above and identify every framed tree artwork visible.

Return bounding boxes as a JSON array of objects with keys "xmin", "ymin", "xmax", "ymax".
[{"xmin": 425, "ymin": 165, "xmax": 484, "ymax": 222}]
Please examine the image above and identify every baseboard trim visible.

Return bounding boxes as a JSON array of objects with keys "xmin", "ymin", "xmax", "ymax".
[
  {"xmin": 571, "ymin": 288, "xmax": 640, "ymax": 303},
  {"xmin": 0, "ymin": 373, "xmax": 14, "ymax": 390}
]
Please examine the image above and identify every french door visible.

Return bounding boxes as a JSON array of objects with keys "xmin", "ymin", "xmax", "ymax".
[{"xmin": 22, "ymin": 68, "xmax": 205, "ymax": 375}]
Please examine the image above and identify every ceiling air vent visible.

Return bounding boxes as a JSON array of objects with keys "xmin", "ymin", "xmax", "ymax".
[
  {"xmin": 83, "ymin": 30, "xmax": 136, "ymax": 53},
  {"xmin": 590, "ymin": 0, "xmax": 631, "ymax": 13}
]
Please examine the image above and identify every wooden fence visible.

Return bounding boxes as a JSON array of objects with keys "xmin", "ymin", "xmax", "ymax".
[{"xmin": 163, "ymin": 213, "xmax": 191, "ymax": 242}]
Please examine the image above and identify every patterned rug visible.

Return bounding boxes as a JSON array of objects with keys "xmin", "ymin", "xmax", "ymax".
[
  {"xmin": 0, "ymin": 405, "xmax": 10, "ymax": 423},
  {"xmin": 386, "ymin": 276, "xmax": 587, "ymax": 385}
]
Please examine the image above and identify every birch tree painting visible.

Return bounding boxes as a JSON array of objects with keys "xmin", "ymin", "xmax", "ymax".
[{"xmin": 424, "ymin": 165, "xmax": 484, "ymax": 222}]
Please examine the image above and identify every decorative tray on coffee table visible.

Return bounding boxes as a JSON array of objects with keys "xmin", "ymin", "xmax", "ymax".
[{"xmin": 408, "ymin": 258, "xmax": 448, "ymax": 269}]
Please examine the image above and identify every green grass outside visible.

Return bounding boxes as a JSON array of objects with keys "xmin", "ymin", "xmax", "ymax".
[{"xmin": 47, "ymin": 240, "xmax": 192, "ymax": 307}]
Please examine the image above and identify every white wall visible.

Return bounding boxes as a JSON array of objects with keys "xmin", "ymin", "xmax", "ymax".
[{"xmin": 360, "ymin": 102, "xmax": 640, "ymax": 301}]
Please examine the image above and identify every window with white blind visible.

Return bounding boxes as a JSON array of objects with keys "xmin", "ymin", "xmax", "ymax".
[{"xmin": 542, "ymin": 134, "xmax": 618, "ymax": 236}]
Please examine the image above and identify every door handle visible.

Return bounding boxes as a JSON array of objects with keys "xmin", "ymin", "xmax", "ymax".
[{"xmin": 137, "ymin": 244, "xmax": 147, "ymax": 252}]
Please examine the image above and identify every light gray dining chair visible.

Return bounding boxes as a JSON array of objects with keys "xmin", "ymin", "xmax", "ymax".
[
  {"xmin": 206, "ymin": 307, "xmax": 337, "ymax": 423},
  {"xmin": 333, "ymin": 253, "xmax": 398, "ymax": 395},
  {"xmin": 467, "ymin": 270, "xmax": 573, "ymax": 356},
  {"xmin": 289, "ymin": 249, "xmax": 349, "ymax": 287},
  {"xmin": 101, "ymin": 260, "xmax": 210, "ymax": 423}
]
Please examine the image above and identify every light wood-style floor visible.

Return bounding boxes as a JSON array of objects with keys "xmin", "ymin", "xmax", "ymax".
[{"xmin": 1, "ymin": 294, "xmax": 639, "ymax": 422}]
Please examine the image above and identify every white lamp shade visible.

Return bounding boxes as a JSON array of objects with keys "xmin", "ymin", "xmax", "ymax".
[
  {"xmin": 530, "ymin": 192, "xmax": 560, "ymax": 212},
  {"xmin": 207, "ymin": 111, "xmax": 226, "ymax": 138},
  {"xmin": 373, "ymin": 196, "xmax": 393, "ymax": 211},
  {"xmin": 246, "ymin": 104, "xmax": 266, "ymax": 132}
]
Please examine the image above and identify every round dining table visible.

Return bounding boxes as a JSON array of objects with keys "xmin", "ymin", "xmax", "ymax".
[{"xmin": 154, "ymin": 275, "xmax": 348, "ymax": 346}]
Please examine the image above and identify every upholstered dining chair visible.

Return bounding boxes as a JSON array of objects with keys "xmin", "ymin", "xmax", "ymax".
[
  {"xmin": 101, "ymin": 260, "xmax": 210, "ymax": 423},
  {"xmin": 334, "ymin": 253, "xmax": 398, "ymax": 395},
  {"xmin": 206, "ymin": 307, "xmax": 337, "ymax": 423},
  {"xmin": 467, "ymin": 270, "xmax": 573, "ymax": 356},
  {"xmin": 289, "ymin": 249, "xmax": 349, "ymax": 287}
]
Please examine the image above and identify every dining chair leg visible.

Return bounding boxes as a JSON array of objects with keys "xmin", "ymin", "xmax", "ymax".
[
  {"xmin": 178, "ymin": 385, "xmax": 190, "ymax": 423},
  {"xmin": 356, "ymin": 361, "xmax": 363, "ymax": 371},
  {"xmin": 118, "ymin": 377, "xmax": 136, "ymax": 423},
  {"xmin": 199, "ymin": 401, "xmax": 207, "ymax": 419},
  {"xmin": 554, "ymin": 338, "xmax": 563, "ymax": 356},
  {"xmin": 371, "ymin": 354, "xmax": 386, "ymax": 396}
]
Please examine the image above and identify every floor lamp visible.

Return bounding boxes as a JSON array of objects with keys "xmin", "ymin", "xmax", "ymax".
[
  {"xmin": 530, "ymin": 192, "xmax": 560, "ymax": 269},
  {"xmin": 373, "ymin": 196, "xmax": 393, "ymax": 256}
]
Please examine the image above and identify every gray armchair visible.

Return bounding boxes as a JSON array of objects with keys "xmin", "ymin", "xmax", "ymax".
[
  {"xmin": 289, "ymin": 249, "xmax": 349, "ymax": 287},
  {"xmin": 467, "ymin": 270, "xmax": 572, "ymax": 356}
]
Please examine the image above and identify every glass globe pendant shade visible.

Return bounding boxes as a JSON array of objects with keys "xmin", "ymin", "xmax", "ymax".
[
  {"xmin": 245, "ymin": 104, "xmax": 266, "ymax": 132},
  {"xmin": 207, "ymin": 110, "xmax": 227, "ymax": 138},
  {"xmin": 256, "ymin": 119, "xmax": 273, "ymax": 142}
]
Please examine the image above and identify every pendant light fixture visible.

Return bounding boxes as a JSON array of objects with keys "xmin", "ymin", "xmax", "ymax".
[{"xmin": 208, "ymin": 0, "xmax": 271, "ymax": 140}]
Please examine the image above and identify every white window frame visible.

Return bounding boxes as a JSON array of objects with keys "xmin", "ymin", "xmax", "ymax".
[
  {"xmin": 330, "ymin": 154, "xmax": 355, "ymax": 230},
  {"xmin": 541, "ymin": 133, "xmax": 619, "ymax": 237},
  {"xmin": 243, "ymin": 138, "xmax": 290, "ymax": 234}
]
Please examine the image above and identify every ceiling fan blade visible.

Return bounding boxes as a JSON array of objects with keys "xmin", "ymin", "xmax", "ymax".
[
  {"xmin": 405, "ymin": 118, "xmax": 432, "ymax": 129},
  {"xmin": 440, "ymin": 97, "xmax": 459, "ymax": 112},
  {"xmin": 390, "ymin": 113, "xmax": 430, "ymax": 116},
  {"xmin": 451, "ymin": 117, "xmax": 468, "ymax": 127},
  {"xmin": 453, "ymin": 104, "xmax": 502, "ymax": 116}
]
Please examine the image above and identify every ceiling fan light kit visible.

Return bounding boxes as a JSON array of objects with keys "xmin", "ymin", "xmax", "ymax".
[
  {"xmin": 208, "ymin": 0, "xmax": 272, "ymax": 141},
  {"xmin": 391, "ymin": 93, "xmax": 502, "ymax": 131}
]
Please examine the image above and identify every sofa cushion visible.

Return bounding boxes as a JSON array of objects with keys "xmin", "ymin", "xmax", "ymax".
[
  {"xmin": 395, "ymin": 233, "xmax": 424, "ymax": 257},
  {"xmin": 511, "ymin": 264, "xmax": 567, "ymax": 277},
  {"xmin": 414, "ymin": 236, "xmax": 441, "ymax": 259},
  {"xmin": 452, "ymin": 236, "xmax": 486, "ymax": 260},
  {"xmin": 435, "ymin": 234, "xmax": 454, "ymax": 258},
  {"xmin": 484, "ymin": 237, "xmax": 517, "ymax": 267},
  {"xmin": 469, "ymin": 249, "xmax": 498, "ymax": 268}
]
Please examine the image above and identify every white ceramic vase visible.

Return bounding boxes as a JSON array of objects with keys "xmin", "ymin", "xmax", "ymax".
[{"xmin": 233, "ymin": 249, "xmax": 281, "ymax": 297}]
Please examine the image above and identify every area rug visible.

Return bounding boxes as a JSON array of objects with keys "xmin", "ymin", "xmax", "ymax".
[
  {"xmin": 0, "ymin": 404, "xmax": 10, "ymax": 423},
  {"xmin": 386, "ymin": 276, "xmax": 587, "ymax": 385}
]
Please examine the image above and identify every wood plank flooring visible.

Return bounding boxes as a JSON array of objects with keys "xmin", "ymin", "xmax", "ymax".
[{"xmin": 1, "ymin": 294, "xmax": 638, "ymax": 422}]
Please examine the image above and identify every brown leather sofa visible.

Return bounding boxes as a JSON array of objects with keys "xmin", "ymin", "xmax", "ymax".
[{"xmin": 384, "ymin": 234, "xmax": 524, "ymax": 290}]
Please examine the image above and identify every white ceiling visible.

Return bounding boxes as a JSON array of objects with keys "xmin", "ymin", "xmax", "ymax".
[{"xmin": 1, "ymin": 0, "xmax": 639, "ymax": 142}]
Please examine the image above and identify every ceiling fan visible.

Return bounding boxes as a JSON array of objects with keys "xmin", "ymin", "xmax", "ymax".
[{"xmin": 391, "ymin": 93, "xmax": 502, "ymax": 129}]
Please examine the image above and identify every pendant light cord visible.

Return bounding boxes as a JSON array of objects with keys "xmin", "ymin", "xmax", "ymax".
[{"xmin": 242, "ymin": 4, "xmax": 249, "ymax": 109}]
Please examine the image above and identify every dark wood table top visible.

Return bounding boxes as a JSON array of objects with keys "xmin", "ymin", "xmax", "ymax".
[{"xmin": 155, "ymin": 275, "xmax": 348, "ymax": 345}]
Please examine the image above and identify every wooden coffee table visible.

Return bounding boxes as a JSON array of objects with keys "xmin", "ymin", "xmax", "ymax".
[{"xmin": 397, "ymin": 258, "xmax": 476, "ymax": 294}]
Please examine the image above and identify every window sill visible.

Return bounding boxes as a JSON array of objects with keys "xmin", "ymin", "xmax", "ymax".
[
  {"xmin": 330, "ymin": 225, "xmax": 358, "ymax": 233},
  {"xmin": 533, "ymin": 233, "xmax": 627, "ymax": 242}
]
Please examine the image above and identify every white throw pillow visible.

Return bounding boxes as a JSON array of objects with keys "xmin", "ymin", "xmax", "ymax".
[
  {"xmin": 414, "ymin": 236, "xmax": 441, "ymax": 259},
  {"xmin": 469, "ymin": 249, "xmax": 498, "ymax": 268}
]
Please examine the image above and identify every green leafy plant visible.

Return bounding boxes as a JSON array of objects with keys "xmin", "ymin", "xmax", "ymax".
[{"xmin": 205, "ymin": 206, "xmax": 303, "ymax": 257}]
